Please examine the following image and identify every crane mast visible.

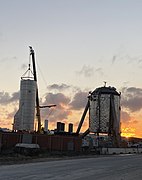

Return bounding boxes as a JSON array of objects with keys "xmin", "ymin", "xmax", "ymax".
[{"xmin": 29, "ymin": 46, "xmax": 41, "ymax": 133}]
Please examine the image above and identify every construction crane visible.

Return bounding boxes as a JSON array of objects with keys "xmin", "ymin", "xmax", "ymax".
[
  {"xmin": 29, "ymin": 46, "xmax": 42, "ymax": 133},
  {"xmin": 29, "ymin": 46, "xmax": 56, "ymax": 133}
]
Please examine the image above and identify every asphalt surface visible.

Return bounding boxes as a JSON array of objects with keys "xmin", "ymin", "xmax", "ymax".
[{"xmin": 0, "ymin": 154, "xmax": 142, "ymax": 180}]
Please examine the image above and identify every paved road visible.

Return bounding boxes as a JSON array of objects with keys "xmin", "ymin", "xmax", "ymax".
[{"xmin": 0, "ymin": 154, "xmax": 142, "ymax": 180}]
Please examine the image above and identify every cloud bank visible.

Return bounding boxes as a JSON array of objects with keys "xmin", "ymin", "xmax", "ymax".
[
  {"xmin": 0, "ymin": 91, "xmax": 19, "ymax": 105},
  {"xmin": 121, "ymin": 87, "xmax": 142, "ymax": 112},
  {"xmin": 47, "ymin": 83, "xmax": 71, "ymax": 91},
  {"xmin": 1, "ymin": 83, "xmax": 142, "ymax": 134}
]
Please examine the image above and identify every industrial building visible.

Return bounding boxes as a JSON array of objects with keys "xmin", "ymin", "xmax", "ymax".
[{"xmin": 0, "ymin": 47, "xmax": 134, "ymax": 155}]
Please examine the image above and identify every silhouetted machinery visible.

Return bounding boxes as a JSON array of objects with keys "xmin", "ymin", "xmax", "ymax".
[
  {"xmin": 76, "ymin": 85, "xmax": 121, "ymax": 147},
  {"xmin": 14, "ymin": 47, "xmax": 56, "ymax": 133}
]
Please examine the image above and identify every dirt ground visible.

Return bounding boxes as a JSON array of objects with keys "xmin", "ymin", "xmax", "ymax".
[{"xmin": 0, "ymin": 152, "xmax": 98, "ymax": 166}]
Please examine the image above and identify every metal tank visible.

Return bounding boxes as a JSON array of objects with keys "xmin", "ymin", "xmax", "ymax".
[
  {"xmin": 89, "ymin": 86, "xmax": 121, "ymax": 136},
  {"xmin": 14, "ymin": 79, "xmax": 37, "ymax": 131},
  {"xmin": 68, "ymin": 123, "xmax": 73, "ymax": 133},
  {"xmin": 44, "ymin": 119, "xmax": 48, "ymax": 132}
]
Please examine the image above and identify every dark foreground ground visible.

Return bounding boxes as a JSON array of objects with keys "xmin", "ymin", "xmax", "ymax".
[
  {"xmin": 0, "ymin": 151, "xmax": 98, "ymax": 165},
  {"xmin": 0, "ymin": 154, "xmax": 142, "ymax": 180}
]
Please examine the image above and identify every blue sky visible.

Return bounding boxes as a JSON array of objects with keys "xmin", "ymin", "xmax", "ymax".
[
  {"xmin": 1, "ymin": 0, "xmax": 142, "ymax": 136},
  {"xmin": 0, "ymin": 0, "xmax": 142, "ymax": 91}
]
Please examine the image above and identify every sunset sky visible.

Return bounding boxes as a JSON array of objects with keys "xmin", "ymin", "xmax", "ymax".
[{"xmin": 0, "ymin": 0, "xmax": 142, "ymax": 137}]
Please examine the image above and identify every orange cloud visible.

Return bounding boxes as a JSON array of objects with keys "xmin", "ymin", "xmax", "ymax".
[
  {"xmin": 0, "ymin": 85, "xmax": 142, "ymax": 139},
  {"xmin": 121, "ymin": 127, "xmax": 136, "ymax": 138}
]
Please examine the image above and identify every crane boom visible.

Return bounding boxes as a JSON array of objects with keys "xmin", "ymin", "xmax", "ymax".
[
  {"xmin": 29, "ymin": 46, "xmax": 41, "ymax": 133},
  {"xmin": 39, "ymin": 105, "xmax": 56, "ymax": 108}
]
